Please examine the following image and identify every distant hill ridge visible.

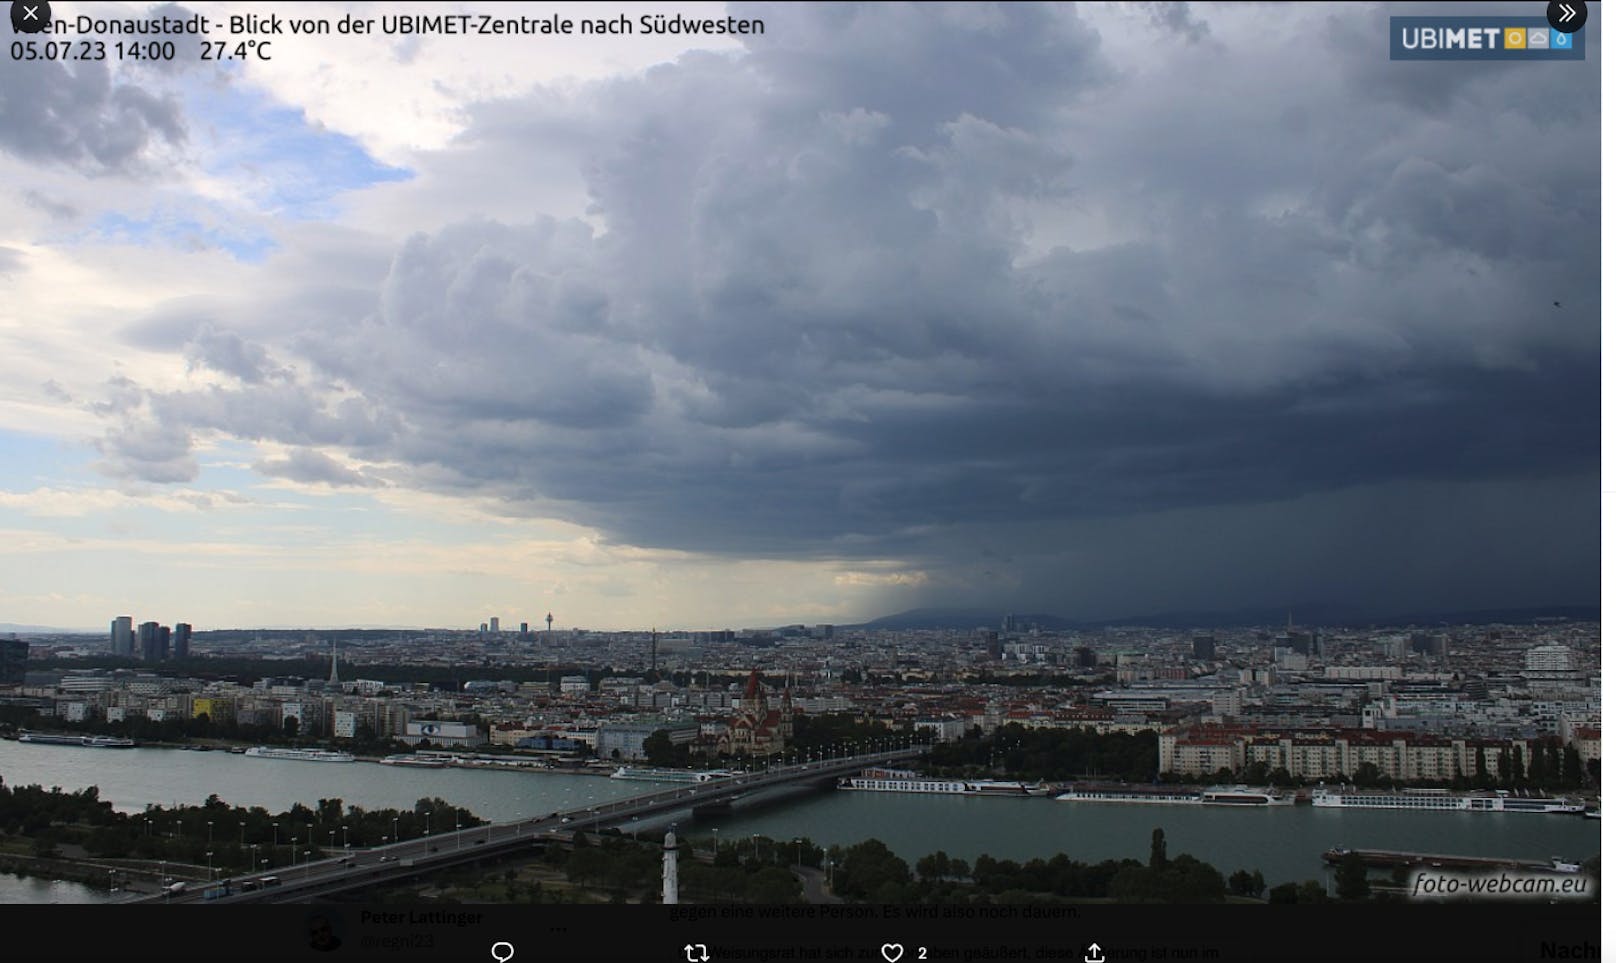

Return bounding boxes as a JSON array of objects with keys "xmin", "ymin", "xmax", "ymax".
[
  {"xmin": 853, "ymin": 604, "xmax": 1598, "ymax": 631},
  {"xmin": 5, "ymin": 604, "xmax": 1596, "ymax": 637}
]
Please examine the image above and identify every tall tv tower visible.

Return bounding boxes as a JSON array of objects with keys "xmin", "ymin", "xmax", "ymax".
[{"xmin": 546, "ymin": 612, "xmax": 553, "ymax": 637}]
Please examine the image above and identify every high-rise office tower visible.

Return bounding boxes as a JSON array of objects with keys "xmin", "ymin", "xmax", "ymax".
[
  {"xmin": 489, "ymin": 617, "xmax": 500, "ymax": 634},
  {"xmin": 138, "ymin": 622, "xmax": 161, "ymax": 661},
  {"xmin": 173, "ymin": 623, "xmax": 192, "ymax": 659},
  {"xmin": 158, "ymin": 625, "xmax": 171, "ymax": 660},
  {"xmin": 1193, "ymin": 635, "xmax": 1216, "ymax": 661},
  {"xmin": 111, "ymin": 616, "xmax": 134, "ymax": 656},
  {"xmin": 0, "ymin": 638, "xmax": 27, "ymax": 685}
]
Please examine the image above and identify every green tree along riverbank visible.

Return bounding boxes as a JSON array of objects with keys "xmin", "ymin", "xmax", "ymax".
[
  {"xmin": 922, "ymin": 724, "xmax": 1159, "ymax": 783},
  {"xmin": 370, "ymin": 829, "xmax": 1302, "ymax": 906},
  {"xmin": 0, "ymin": 777, "xmax": 1513, "ymax": 905},
  {"xmin": 824, "ymin": 829, "xmax": 1266, "ymax": 904},
  {"xmin": 0, "ymin": 776, "xmax": 483, "ymax": 881}
]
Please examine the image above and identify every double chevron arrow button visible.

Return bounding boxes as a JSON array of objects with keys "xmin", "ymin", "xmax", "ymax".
[{"xmin": 1547, "ymin": 1, "xmax": 1587, "ymax": 33}]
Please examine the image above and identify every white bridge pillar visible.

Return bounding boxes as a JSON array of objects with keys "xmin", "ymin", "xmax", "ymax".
[{"xmin": 662, "ymin": 828, "xmax": 679, "ymax": 904}]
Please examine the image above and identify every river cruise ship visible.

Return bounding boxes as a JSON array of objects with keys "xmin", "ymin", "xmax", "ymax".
[
  {"xmin": 17, "ymin": 732, "xmax": 135, "ymax": 748},
  {"xmin": 243, "ymin": 746, "xmax": 355, "ymax": 763},
  {"xmin": 1199, "ymin": 786, "xmax": 1294, "ymax": 805},
  {"xmin": 839, "ymin": 767, "xmax": 1039, "ymax": 795},
  {"xmin": 379, "ymin": 754, "xmax": 448, "ymax": 768},
  {"xmin": 1056, "ymin": 785, "xmax": 1205, "ymax": 805},
  {"xmin": 1057, "ymin": 785, "xmax": 1290, "ymax": 805},
  {"xmin": 610, "ymin": 766, "xmax": 738, "ymax": 783},
  {"xmin": 1311, "ymin": 786, "xmax": 1584, "ymax": 814}
]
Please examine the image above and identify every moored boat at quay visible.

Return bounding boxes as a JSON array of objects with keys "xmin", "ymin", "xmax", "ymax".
[
  {"xmin": 1323, "ymin": 848, "xmax": 1585, "ymax": 874},
  {"xmin": 379, "ymin": 754, "xmax": 448, "ymax": 768},
  {"xmin": 1311, "ymin": 785, "xmax": 1585, "ymax": 814},
  {"xmin": 610, "ymin": 766, "xmax": 738, "ymax": 783},
  {"xmin": 607, "ymin": 765, "xmax": 740, "ymax": 782},
  {"xmin": 839, "ymin": 767, "xmax": 967, "ymax": 793},
  {"xmin": 1056, "ymin": 784, "xmax": 1205, "ymax": 805},
  {"xmin": 17, "ymin": 732, "xmax": 136, "ymax": 748},
  {"xmin": 1057, "ymin": 784, "xmax": 1291, "ymax": 805},
  {"xmin": 83, "ymin": 736, "xmax": 136, "ymax": 748},
  {"xmin": 838, "ymin": 767, "xmax": 1040, "ymax": 796},
  {"xmin": 243, "ymin": 746, "xmax": 355, "ymax": 763},
  {"xmin": 963, "ymin": 779, "xmax": 1041, "ymax": 796},
  {"xmin": 1199, "ymin": 786, "xmax": 1294, "ymax": 805}
]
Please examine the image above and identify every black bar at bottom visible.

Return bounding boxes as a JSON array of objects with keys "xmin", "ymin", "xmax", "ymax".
[{"xmin": 16, "ymin": 904, "xmax": 1601, "ymax": 961}]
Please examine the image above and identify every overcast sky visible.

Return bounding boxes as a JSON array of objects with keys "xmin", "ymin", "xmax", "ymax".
[{"xmin": 0, "ymin": 2, "xmax": 1599, "ymax": 630}]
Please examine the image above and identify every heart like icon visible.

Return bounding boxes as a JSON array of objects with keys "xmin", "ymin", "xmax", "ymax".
[{"xmin": 881, "ymin": 945, "xmax": 904, "ymax": 963}]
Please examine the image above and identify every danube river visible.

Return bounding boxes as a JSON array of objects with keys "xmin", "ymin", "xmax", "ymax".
[{"xmin": 0, "ymin": 741, "xmax": 1599, "ymax": 902}]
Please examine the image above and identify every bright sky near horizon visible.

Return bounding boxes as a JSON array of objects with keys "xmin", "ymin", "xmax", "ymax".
[{"xmin": 0, "ymin": 2, "xmax": 1599, "ymax": 631}]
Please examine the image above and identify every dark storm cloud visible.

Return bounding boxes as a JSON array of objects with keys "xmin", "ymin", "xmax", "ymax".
[
  {"xmin": 1140, "ymin": 2, "xmax": 1210, "ymax": 42},
  {"xmin": 99, "ymin": 3, "xmax": 1598, "ymax": 613},
  {"xmin": 0, "ymin": 56, "xmax": 184, "ymax": 173},
  {"xmin": 0, "ymin": 5, "xmax": 214, "ymax": 172},
  {"xmin": 94, "ymin": 417, "xmax": 196, "ymax": 483},
  {"xmin": 185, "ymin": 326, "xmax": 288, "ymax": 385},
  {"xmin": 893, "ymin": 473, "xmax": 1600, "ymax": 619}
]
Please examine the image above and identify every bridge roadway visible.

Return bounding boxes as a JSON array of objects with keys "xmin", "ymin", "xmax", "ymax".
[{"xmin": 138, "ymin": 748, "xmax": 923, "ymax": 904}]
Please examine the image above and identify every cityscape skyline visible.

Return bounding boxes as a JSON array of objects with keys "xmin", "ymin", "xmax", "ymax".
[
  {"xmin": 0, "ymin": 597, "xmax": 1598, "ymax": 638},
  {"xmin": 0, "ymin": 2, "xmax": 1598, "ymax": 631}
]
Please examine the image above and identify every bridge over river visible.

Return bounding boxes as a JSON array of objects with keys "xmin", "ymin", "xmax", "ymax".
[{"xmin": 134, "ymin": 748, "xmax": 923, "ymax": 903}]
